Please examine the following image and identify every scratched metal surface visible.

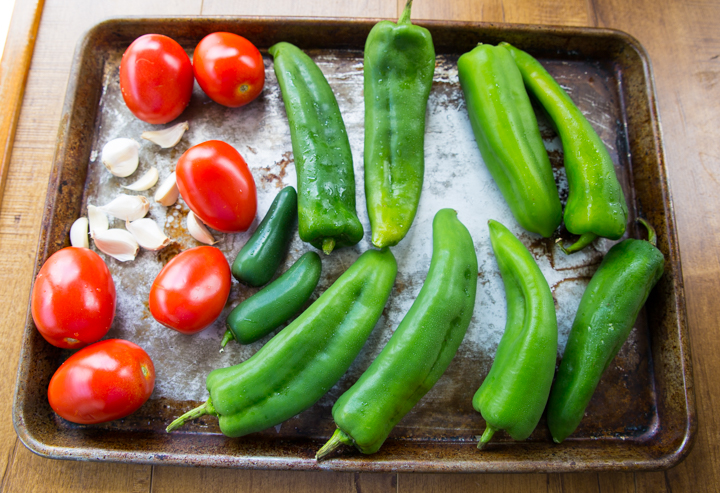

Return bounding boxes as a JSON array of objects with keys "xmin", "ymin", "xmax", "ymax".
[{"xmin": 12, "ymin": 18, "xmax": 693, "ymax": 473}]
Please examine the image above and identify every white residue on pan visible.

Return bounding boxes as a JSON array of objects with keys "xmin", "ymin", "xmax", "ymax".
[{"xmin": 86, "ymin": 51, "xmax": 622, "ymax": 406}]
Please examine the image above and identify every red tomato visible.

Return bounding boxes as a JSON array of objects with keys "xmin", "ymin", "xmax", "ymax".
[
  {"xmin": 48, "ymin": 339, "xmax": 155, "ymax": 424},
  {"xmin": 176, "ymin": 140, "xmax": 257, "ymax": 233},
  {"xmin": 31, "ymin": 247, "xmax": 116, "ymax": 349},
  {"xmin": 119, "ymin": 34, "xmax": 194, "ymax": 124},
  {"xmin": 149, "ymin": 246, "xmax": 231, "ymax": 334},
  {"xmin": 193, "ymin": 32, "xmax": 265, "ymax": 108}
]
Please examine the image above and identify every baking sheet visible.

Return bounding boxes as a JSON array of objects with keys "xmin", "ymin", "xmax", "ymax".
[{"xmin": 12, "ymin": 17, "xmax": 694, "ymax": 473}]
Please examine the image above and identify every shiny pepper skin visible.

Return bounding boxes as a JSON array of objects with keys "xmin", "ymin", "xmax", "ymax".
[
  {"xmin": 474, "ymin": 220, "xmax": 558, "ymax": 449},
  {"xmin": 363, "ymin": 0, "xmax": 435, "ymax": 249},
  {"xmin": 501, "ymin": 42, "xmax": 628, "ymax": 253},
  {"xmin": 547, "ymin": 219, "xmax": 664, "ymax": 442},
  {"xmin": 458, "ymin": 44, "xmax": 562, "ymax": 238},
  {"xmin": 317, "ymin": 208, "xmax": 478, "ymax": 458}
]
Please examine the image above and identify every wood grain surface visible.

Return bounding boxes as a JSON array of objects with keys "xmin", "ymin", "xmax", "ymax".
[{"xmin": 0, "ymin": 0, "xmax": 717, "ymax": 491}]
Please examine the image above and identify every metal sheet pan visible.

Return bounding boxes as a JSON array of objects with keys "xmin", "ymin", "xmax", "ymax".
[{"xmin": 12, "ymin": 17, "xmax": 695, "ymax": 473}]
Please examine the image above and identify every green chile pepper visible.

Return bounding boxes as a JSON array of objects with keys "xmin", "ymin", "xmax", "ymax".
[
  {"xmin": 457, "ymin": 44, "xmax": 562, "ymax": 238},
  {"xmin": 547, "ymin": 219, "xmax": 664, "ymax": 443},
  {"xmin": 316, "ymin": 209, "xmax": 478, "ymax": 458},
  {"xmin": 363, "ymin": 0, "xmax": 435, "ymax": 248},
  {"xmin": 166, "ymin": 248, "xmax": 397, "ymax": 438},
  {"xmin": 222, "ymin": 251, "xmax": 322, "ymax": 346},
  {"xmin": 269, "ymin": 42, "xmax": 364, "ymax": 255},
  {"xmin": 231, "ymin": 186, "xmax": 298, "ymax": 287},
  {"xmin": 501, "ymin": 42, "xmax": 629, "ymax": 253},
  {"xmin": 474, "ymin": 220, "xmax": 558, "ymax": 449}
]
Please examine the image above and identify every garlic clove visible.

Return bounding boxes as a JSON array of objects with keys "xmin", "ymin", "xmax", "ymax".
[
  {"xmin": 93, "ymin": 228, "xmax": 139, "ymax": 262},
  {"xmin": 123, "ymin": 167, "xmax": 159, "ymax": 191},
  {"xmin": 155, "ymin": 172, "xmax": 179, "ymax": 206},
  {"xmin": 98, "ymin": 194, "xmax": 150, "ymax": 221},
  {"xmin": 187, "ymin": 211, "xmax": 216, "ymax": 245},
  {"xmin": 101, "ymin": 138, "xmax": 140, "ymax": 177},
  {"xmin": 126, "ymin": 218, "xmax": 171, "ymax": 251},
  {"xmin": 141, "ymin": 121, "xmax": 189, "ymax": 148},
  {"xmin": 70, "ymin": 217, "xmax": 89, "ymax": 248},
  {"xmin": 87, "ymin": 204, "xmax": 109, "ymax": 238}
]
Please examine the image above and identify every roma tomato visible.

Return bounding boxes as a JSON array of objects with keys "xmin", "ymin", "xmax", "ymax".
[
  {"xmin": 149, "ymin": 246, "xmax": 231, "ymax": 334},
  {"xmin": 31, "ymin": 247, "xmax": 116, "ymax": 349},
  {"xmin": 176, "ymin": 140, "xmax": 257, "ymax": 233},
  {"xmin": 48, "ymin": 339, "xmax": 155, "ymax": 425},
  {"xmin": 193, "ymin": 32, "xmax": 265, "ymax": 107},
  {"xmin": 120, "ymin": 34, "xmax": 194, "ymax": 124}
]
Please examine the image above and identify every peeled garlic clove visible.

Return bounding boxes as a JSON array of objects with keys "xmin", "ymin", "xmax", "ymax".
[
  {"xmin": 155, "ymin": 172, "xmax": 179, "ymax": 206},
  {"xmin": 70, "ymin": 217, "xmax": 89, "ymax": 248},
  {"xmin": 87, "ymin": 204, "xmax": 109, "ymax": 238},
  {"xmin": 101, "ymin": 138, "xmax": 140, "ymax": 177},
  {"xmin": 99, "ymin": 194, "xmax": 150, "ymax": 221},
  {"xmin": 123, "ymin": 167, "xmax": 159, "ymax": 191},
  {"xmin": 141, "ymin": 121, "xmax": 189, "ymax": 148},
  {"xmin": 93, "ymin": 228, "xmax": 139, "ymax": 262},
  {"xmin": 187, "ymin": 211, "xmax": 216, "ymax": 245},
  {"xmin": 126, "ymin": 218, "xmax": 171, "ymax": 251}
]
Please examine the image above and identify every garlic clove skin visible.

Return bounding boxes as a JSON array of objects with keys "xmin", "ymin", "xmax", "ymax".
[
  {"xmin": 187, "ymin": 211, "xmax": 216, "ymax": 245},
  {"xmin": 155, "ymin": 172, "xmax": 179, "ymax": 206},
  {"xmin": 141, "ymin": 121, "xmax": 189, "ymax": 148},
  {"xmin": 93, "ymin": 228, "xmax": 139, "ymax": 262},
  {"xmin": 126, "ymin": 218, "xmax": 171, "ymax": 251},
  {"xmin": 123, "ymin": 167, "xmax": 159, "ymax": 191},
  {"xmin": 87, "ymin": 204, "xmax": 109, "ymax": 238},
  {"xmin": 101, "ymin": 138, "xmax": 140, "ymax": 177},
  {"xmin": 98, "ymin": 194, "xmax": 150, "ymax": 221},
  {"xmin": 70, "ymin": 217, "xmax": 89, "ymax": 248}
]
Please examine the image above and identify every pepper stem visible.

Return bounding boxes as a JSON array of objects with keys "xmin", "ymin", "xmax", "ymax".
[
  {"xmin": 166, "ymin": 399, "xmax": 215, "ymax": 433},
  {"xmin": 315, "ymin": 428, "xmax": 354, "ymax": 461},
  {"xmin": 398, "ymin": 0, "xmax": 413, "ymax": 24},
  {"xmin": 477, "ymin": 424, "xmax": 496, "ymax": 450},
  {"xmin": 220, "ymin": 329, "xmax": 235, "ymax": 348},
  {"xmin": 322, "ymin": 238, "xmax": 336, "ymax": 255},
  {"xmin": 637, "ymin": 218, "xmax": 657, "ymax": 247},
  {"xmin": 561, "ymin": 232, "xmax": 597, "ymax": 254}
]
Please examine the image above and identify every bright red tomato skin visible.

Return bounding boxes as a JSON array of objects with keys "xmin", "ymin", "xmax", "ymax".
[
  {"xmin": 176, "ymin": 140, "xmax": 257, "ymax": 233},
  {"xmin": 48, "ymin": 339, "xmax": 155, "ymax": 424},
  {"xmin": 193, "ymin": 32, "xmax": 265, "ymax": 108},
  {"xmin": 31, "ymin": 247, "xmax": 116, "ymax": 349},
  {"xmin": 120, "ymin": 34, "xmax": 194, "ymax": 124},
  {"xmin": 149, "ymin": 246, "xmax": 231, "ymax": 334}
]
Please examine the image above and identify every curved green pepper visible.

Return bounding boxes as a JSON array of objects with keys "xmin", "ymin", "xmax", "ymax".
[
  {"xmin": 458, "ymin": 44, "xmax": 562, "ymax": 238},
  {"xmin": 547, "ymin": 219, "xmax": 664, "ymax": 443},
  {"xmin": 363, "ymin": 0, "xmax": 435, "ymax": 248},
  {"xmin": 269, "ymin": 42, "xmax": 364, "ymax": 255},
  {"xmin": 474, "ymin": 220, "xmax": 558, "ymax": 449},
  {"xmin": 166, "ymin": 248, "xmax": 396, "ymax": 438},
  {"xmin": 501, "ymin": 42, "xmax": 629, "ymax": 253},
  {"xmin": 316, "ymin": 209, "xmax": 478, "ymax": 458},
  {"xmin": 231, "ymin": 186, "xmax": 298, "ymax": 287},
  {"xmin": 222, "ymin": 251, "xmax": 322, "ymax": 346}
]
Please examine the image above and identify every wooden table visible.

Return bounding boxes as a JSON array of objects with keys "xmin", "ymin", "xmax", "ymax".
[{"xmin": 1, "ymin": 0, "xmax": 717, "ymax": 491}]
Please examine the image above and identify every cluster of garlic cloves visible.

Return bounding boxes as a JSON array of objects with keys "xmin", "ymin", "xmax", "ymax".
[{"xmin": 75, "ymin": 123, "xmax": 197, "ymax": 260}]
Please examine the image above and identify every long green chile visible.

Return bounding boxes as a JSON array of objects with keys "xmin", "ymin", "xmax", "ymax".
[
  {"xmin": 316, "ymin": 208, "xmax": 478, "ymax": 458},
  {"xmin": 547, "ymin": 219, "xmax": 664, "ymax": 442},
  {"xmin": 457, "ymin": 44, "xmax": 562, "ymax": 238},
  {"xmin": 166, "ymin": 248, "xmax": 397, "ymax": 438},
  {"xmin": 363, "ymin": 0, "xmax": 435, "ymax": 248},
  {"xmin": 269, "ymin": 42, "xmax": 363, "ymax": 255},
  {"xmin": 474, "ymin": 220, "xmax": 558, "ymax": 449},
  {"xmin": 501, "ymin": 42, "xmax": 628, "ymax": 253}
]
